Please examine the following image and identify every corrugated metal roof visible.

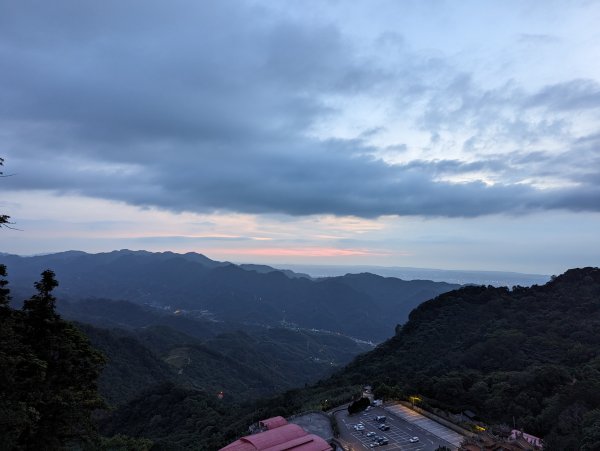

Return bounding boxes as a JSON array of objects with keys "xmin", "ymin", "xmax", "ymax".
[
  {"xmin": 260, "ymin": 416, "xmax": 288, "ymax": 430},
  {"xmin": 220, "ymin": 440, "xmax": 256, "ymax": 451},
  {"xmin": 220, "ymin": 419, "xmax": 332, "ymax": 451},
  {"xmin": 262, "ymin": 434, "xmax": 331, "ymax": 451},
  {"xmin": 243, "ymin": 424, "xmax": 306, "ymax": 449}
]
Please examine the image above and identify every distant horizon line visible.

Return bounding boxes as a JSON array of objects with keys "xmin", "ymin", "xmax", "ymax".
[{"xmin": 0, "ymin": 248, "xmax": 552, "ymax": 277}]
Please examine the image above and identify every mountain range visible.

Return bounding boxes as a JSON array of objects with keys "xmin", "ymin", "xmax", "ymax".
[
  {"xmin": 97, "ymin": 267, "xmax": 600, "ymax": 450},
  {"xmin": 3, "ymin": 248, "xmax": 598, "ymax": 449},
  {"xmin": 1, "ymin": 249, "xmax": 460, "ymax": 342}
]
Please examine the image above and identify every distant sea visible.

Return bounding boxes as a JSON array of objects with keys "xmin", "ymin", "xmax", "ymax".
[{"xmin": 267, "ymin": 264, "xmax": 550, "ymax": 287}]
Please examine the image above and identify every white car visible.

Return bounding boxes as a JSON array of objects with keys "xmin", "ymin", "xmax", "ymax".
[
  {"xmin": 409, "ymin": 437, "xmax": 419, "ymax": 443},
  {"xmin": 354, "ymin": 424, "xmax": 365, "ymax": 431},
  {"xmin": 366, "ymin": 431, "xmax": 376, "ymax": 437}
]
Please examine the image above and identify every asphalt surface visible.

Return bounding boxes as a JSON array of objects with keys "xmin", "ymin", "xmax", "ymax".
[
  {"xmin": 385, "ymin": 404, "xmax": 464, "ymax": 448},
  {"xmin": 290, "ymin": 412, "xmax": 334, "ymax": 441},
  {"xmin": 334, "ymin": 405, "xmax": 459, "ymax": 451}
]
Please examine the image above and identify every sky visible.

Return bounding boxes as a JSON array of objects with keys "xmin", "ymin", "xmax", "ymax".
[{"xmin": 1, "ymin": 0, "xmax": 600, "ymax": 274}]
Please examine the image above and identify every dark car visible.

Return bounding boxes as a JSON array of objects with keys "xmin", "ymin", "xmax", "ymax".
[{"xmin": 378, "ymin": 424, "xmax": 390, "ymax": 431}]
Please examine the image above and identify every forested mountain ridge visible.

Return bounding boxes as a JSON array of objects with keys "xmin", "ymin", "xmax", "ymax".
[
  {"xmin": 97, "ymin": 267, "xmax": 600, "ymax": 450},
  {"xmin": 83, "ymin": 321, "xmax": 372, "ymax": 406},
  {"xmin": 2, "ymin": 250, "xmax": 460, "ymax": 341},
  {"xmin": 5, "ymin": 263, "xmax": 598, "ymax": 450},
  {"xmin": 305, "ymin": 267, "xmax": 600, "ymax": 449},
  {"xmin": 0, "ymin": 260, "xmax": 373, "ymax": 449}
]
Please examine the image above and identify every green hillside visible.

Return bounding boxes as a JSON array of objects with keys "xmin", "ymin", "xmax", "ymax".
[
  {"xmin": 81, "ymin": 321, "xmax": 372, "ymax": 406},
  {"xmin": 6, "ymin": 263, "xmax": 599, "ymax": 450},
  {"xmin": 3, "ymin": 250, "xmax": 460, "ymax": 341},
  {"xmin": 307, "ymin": 267, "xmax": 600, "ymax": 449}
]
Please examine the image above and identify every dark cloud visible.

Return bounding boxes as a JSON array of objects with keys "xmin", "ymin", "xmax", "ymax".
[
  {"xmin": 8, "ymin": 137, "xmax": 598, "ymax": 218},
  {"xmin": 2, "ymin": 1, "xmax": 600, "ymax": 219}
]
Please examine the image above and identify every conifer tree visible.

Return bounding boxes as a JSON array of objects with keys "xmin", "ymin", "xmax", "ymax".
[
  {"xmin": 17, "ymin": 270, "xmax": 106, "ymax": 449},
  {"xmin": 22, "ymin": 269, "xmax": 60, "ymax": 331},
  {"xmin": 0, "ymin": 157, "xmax": 12, "ymax": 228},
  {"xmin": 0, "ymin": 270, "xmax": 107, "ymax": 449},
  {"xmin": 0, "ymin": 265, "xmax": 37, "ymax": 448},
  {"xmin": 0, "ymin": 264, "xmax": 9, "ymax": 307}
]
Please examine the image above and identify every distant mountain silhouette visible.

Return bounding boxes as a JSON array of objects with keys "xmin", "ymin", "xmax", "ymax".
[
  {"xmin": 277, "ymin": 263, "xmax": 550, "ymax": 286},
  {"xmin": 238, "ymin": 263, "xmax": 312, "ymax": 279},
  {"xmin": 1, "ymin": 250, "xmax": 460, "ymax": 341}
]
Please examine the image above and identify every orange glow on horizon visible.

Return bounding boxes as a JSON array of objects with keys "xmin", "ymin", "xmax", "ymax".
[{"xmin": 208, "ymin": 247, "xmax": 392, "ymax": 258}]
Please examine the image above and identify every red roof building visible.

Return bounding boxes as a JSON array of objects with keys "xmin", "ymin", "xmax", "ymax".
[{"xmin": 220, "ymin": 417, "xmax": 332, "ymax": 451}]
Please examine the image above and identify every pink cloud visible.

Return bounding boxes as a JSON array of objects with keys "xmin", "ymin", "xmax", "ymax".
[{"xmin": 211, "ymin": 247, "xmax": 392, "ymax": 257}]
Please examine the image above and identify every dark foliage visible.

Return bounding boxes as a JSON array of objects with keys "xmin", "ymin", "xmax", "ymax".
[
  {"xmin": 3, "ymin": 250, "xmax": 459, "ymax": 341},
  {"xmin": 0, "ymin": 267, "xmax": 106, "ymax": 450},
  {"xmin": 96, "ymin": 268, "xmax": 600, "ymax": 449},
  {"xmin": 100, "ymin": 383, "xmax": 249, "ymax": 450},
  {"xmin": 0, "ymin": 157, "xmax": 13, "ymax": 228},
  {"xmin": 78, "ymin": 324, "xmax": 176, "ymax": 406},
  {"xmin": 83, "ymin": 320, "xmax": 371, "ymax": 406},
  {"xmin": 348, "ymin": 397, "xmax": 370, "ymax": 414},
  {"xmin": 308, "ymin": 267, "xmax": 600, "ymax": 447},
  {"xmin": 5, "ymin": 252, "xmax": 598, "ymax": 449}
]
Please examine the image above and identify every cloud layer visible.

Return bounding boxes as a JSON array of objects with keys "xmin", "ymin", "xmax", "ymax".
[{"xmin": 2, "ymin": 1, "xmax": 600, "ymax": 219}]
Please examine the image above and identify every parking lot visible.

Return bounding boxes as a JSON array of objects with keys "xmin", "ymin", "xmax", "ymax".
[
  {"xmin": 334, "ymin": 405, "xmax": 459, "ymax": 450},
  {"xmin": 385, "ymin": 403, "xmax": 465, "ymax": 448}
]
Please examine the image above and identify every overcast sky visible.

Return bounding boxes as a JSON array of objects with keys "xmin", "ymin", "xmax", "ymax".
[{"xmin": 1, "ymin": 0, "xmax": 599, "ymax": 274}]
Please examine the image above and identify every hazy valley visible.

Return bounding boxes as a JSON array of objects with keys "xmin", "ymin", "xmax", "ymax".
[{"xmin": 2, "ymin": 250, "xmax": 598, "ymax": 449}]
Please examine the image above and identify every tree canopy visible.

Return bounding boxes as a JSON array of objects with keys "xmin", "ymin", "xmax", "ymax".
[
  {"xmin": 0, "ymin": 268, "xmax": 106, "ymax": 449},
  {"xmin": 0, "ymin": 157, "xmax": 12, "ymax": 228}
]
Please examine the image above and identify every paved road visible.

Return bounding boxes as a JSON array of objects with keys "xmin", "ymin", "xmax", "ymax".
[{"xmin": 334, "ymin": 406, "xmax": 459, "ymax": 451}]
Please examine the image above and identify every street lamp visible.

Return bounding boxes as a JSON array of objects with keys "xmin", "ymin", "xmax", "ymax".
[{"xmin": 409, "ymin": 396, "xmax": 421, "ymax": 408}]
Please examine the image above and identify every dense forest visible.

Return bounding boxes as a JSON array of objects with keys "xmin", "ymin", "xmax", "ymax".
[
  {"xmin": 96, "ymin": 268, "xmax": 600, "ymax": 450},
  {"xmin": 84, "ymin": 267, "xmax": 600, "ymax": 449},
  {"xmin": 0, "ymin": 266, "xmax": 106, "ymax": 449},
  {"xmin": 83, "ymin": 321, "xmax": 371, "ymax": 405},
  {"xmin": 304, "ymin": 267, "xmax": 600, "ymax": 450},
  {"xmin": 2, "ymin": 263, "xmax": 600, "ymax": 449},
  {"xmin": 3, "ymin": 250, "xmax": 459, "ymax": 341},
  {"xmin": 0, "ymin": 262, "xmax": 367, "ymax": 449}
]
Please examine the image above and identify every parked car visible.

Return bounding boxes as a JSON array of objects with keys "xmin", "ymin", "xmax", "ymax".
[
  {"xmin": 378, "ymin": 424, "xmax": 390, "ymax": 431},
  {"xmin": 374, "ymin": 415, "xmax": 387, "ymax": 423},
  {"xmin": 366, "ymin": 432, "xmax": 376, "ymax": 437},
  {"xmin": 377, "ymin": 438, "xmax": 389, "ymax": 445},
  {"xmin": 409, "ymin": 437, "xmax": 419, "ymax": 443}
]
